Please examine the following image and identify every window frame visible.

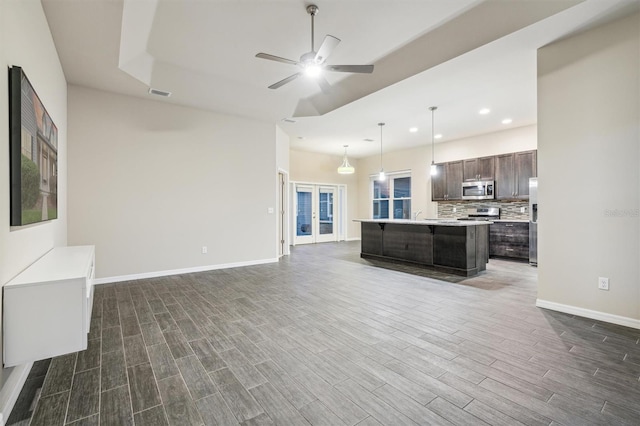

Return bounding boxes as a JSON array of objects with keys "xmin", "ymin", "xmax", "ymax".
[{"xmin": 370, "ymin": 171, "xmax": 412, "ymax": 220}]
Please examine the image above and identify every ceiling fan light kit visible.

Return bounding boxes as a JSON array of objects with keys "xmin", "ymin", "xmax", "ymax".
[{"xmin": 255, "ymin": 4, "xmax": 374, "ymax": 94}]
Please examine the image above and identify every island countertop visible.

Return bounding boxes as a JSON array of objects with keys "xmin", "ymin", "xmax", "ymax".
[{"xmin": 354, "ymin": 219, "xmax": 493, "ymax": 226}]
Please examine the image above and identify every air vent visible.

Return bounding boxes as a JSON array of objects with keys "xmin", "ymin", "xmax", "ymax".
[
  {"xmin": 363, "ymin": 138, "xmax": 374, "ymax": 142},
  {"xmin": 148, "ymin": 88, "xmax": 172, "ymax": 97}
]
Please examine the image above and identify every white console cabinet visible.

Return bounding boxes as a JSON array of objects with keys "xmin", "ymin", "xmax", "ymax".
[{"xmin": 3, "ymin": 246, "xmax": 95, "ymax": 367}]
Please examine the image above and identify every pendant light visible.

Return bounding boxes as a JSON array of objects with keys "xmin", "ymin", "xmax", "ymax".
[
  {"xmin": 378, "ymin": 122, "xmax": 385, "ymax": 181},
  {"xmin": 337, "ymin": 145, "xmax": 355, "ymax": 174},
  {"xmin": 429, "ymin": 106, "xmax": 438, "ymax": 176}
]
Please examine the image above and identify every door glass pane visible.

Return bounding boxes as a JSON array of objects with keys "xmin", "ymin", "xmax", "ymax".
[
  {"xmin": 394, "ymin": 177, "xmax": 411, "ymax": 198},
  {"xmin": 393, "ymin": 200, "xmax": 411, "ymax": 219},
  {"xmin": 373, "ymin": 180, "xmax": 389, "ymax": 199},
  {"xmin": 319, "ymin": 191, "xmax": 333, "ymax": 235},
  {"xmin": 296, "ymin": 190, "xmax": 312, "ymax": 236},
  {"xmin": 373, "ymin": 200, "xmax": 389, "ymax": 219}
]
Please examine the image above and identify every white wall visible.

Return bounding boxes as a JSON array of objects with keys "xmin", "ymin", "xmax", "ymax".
[
  {"xmin": 537, "ymin": 13, "xmax": 640, "ymax": 325},
  {"xmin": 68, "ymin": 86, "xmax": 278, "ymax": 280},
  {"xmin": 356, "ymin": 125, "xmax": 537, "ymax": 221},
  {"xmin": 0, "ymin": 0, "xmax": 67, "ymax": 410},
  {"xmin": 289, "ymin": 150, "xmax": 360, "ymax": 240}
]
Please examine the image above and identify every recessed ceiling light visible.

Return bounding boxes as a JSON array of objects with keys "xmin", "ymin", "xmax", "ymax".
[
  {"xmin": 363, "ymin": 138, "xmax": 375, "ymax": 142},
  {"xmin": 409, "ymin": 127, "xmax": 418, "ymax": 133},
  {"xmin": 297, "ymin": 136, "xmax": 305, "ymax": 140},
  {"xmin": 434, "ymin": 134, "xmax": 443, "ymax": 139},
  {"xmin": 479, "ymin": 108, "xmax": 491, "ymax": 115},
  {"xmin": 502, "ymin": 118, "xmax": 513, "ymax": 124}
]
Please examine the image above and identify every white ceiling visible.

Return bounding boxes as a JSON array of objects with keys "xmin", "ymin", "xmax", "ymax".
[{"xmin": 41, "ymin": 0, "xmax": 639, "ymax": 158}]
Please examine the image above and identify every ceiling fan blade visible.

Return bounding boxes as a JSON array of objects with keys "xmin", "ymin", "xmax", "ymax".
[
  {"xmin": 326, "ymin": 64, "xmax": 374, "ymax": 74},
  {"xmin": 268, "ymin": 73, "xmax": 302, "ymax": 90},
  {"xmin": 256, "ymin": 53, "xmax": 299, "ymax": 66},
  {"xmin": 317, "ymin": 76, "xmax": 331, "ymax": 94},
  {"xmin": 314, "ymin": 35, "xmax": 340, "ymax": 64}
]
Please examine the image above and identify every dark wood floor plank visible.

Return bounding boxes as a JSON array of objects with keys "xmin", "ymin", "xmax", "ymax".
[
  {"xmin": 438, "ymin": 372, "xmax": 551, "ymax": 426},
  {"xmin": 384, "ymin": 359, "xmax": 470, "ymax": 408},
  {"xmin": 175, "ymin": 355, "xmax": 218, "ymax": 400},
  {"xmin": 128, "ymin": 362, "xmax": 162, "ymax": 413},
  {"xmin": 100, "ymin": 385, "xmax": 134, "ymax": 426},
  {"xmin": 195, "ymin": 392, "xmax": 240, "ymax": 426},
  {"xmin": 66, "ymin": 368, "xmax": 100, "ymax": 423},
  {"xmin": 372, "ymin": 384, "xmax": 454, "ymax": 426},
  {"xmin": 209, "ymin": 368, "xmax": 264, "ymax": 423},
  {"xmin": 40, "ymin": 353, "xmax": 77, "ymax": 397},
  {"xmin": 334, "ymin": 379, "xmax": 415, "ymax": 426},
  {"xmin": 147, "ymin": 342, "xmax": 180, "ymax": 381},
  {"xmin": 75, "ymin": 338, "xmax": 101, "ymax": 373},
  {"xmin": 253, "ymin": 360, "xmax": 316, "ymax": 409},
  {"xmin": 249, "ymin": 382, "xmax": 311, "ymax": 425},
  {"xmin": 464, "ymin": 399, "xmax": 527, "ymax": 426},
  {"xmin": 427, "ymin": 396, "xmax": 491, "ymax": 426},
  {"xmin": 189, "ymin": 338, "xmax": 228, "ymax": 373},
  {"xmin": 30, "ymin": 391, "xmax": 69, "ymax": 426},
  {"xmin": 134, "ymin": 405, "xmax": 169, "ymax": 426},
  {"xmin": 124, "ymin": 334, "xmax": 149, "ymax": 367},
  {"xmin": 297, "ymin": 400, "xmax": 344, "ymax": 426}
]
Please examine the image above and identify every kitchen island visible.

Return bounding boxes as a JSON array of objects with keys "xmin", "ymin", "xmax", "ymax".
[{"xmin": 356, "ymin": 219, "xmax": 492, "ymax": 277}]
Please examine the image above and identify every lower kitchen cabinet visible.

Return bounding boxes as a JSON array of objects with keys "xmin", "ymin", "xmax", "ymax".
[{"xmin": 490, "ymin": 222, "xmax": 529, "ymax": 260}]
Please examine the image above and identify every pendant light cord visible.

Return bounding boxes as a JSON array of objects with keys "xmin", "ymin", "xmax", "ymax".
[
  {"xmin": 430, "ymin": 106, "xmax": 437, "ymax": 164},
  {"xmin": 378, "ymin": 123, "xmax": 385, "ymax": 171}
]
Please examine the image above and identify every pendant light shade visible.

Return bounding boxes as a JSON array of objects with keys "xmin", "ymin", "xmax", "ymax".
[
  {"xmin": 378, "ymin": 122, "xmax": 385, "ymax": 181},
  {"xmin": 337, "ymin": 145, "xmax": 355, "ymax": 174},
  {"xmin": 429, "ymin": 106, "xmax": 438, "ymax": 176}
]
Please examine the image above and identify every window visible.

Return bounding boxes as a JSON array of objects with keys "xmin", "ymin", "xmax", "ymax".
[{"xmin": 371, "ymin": 172, "xmax": 411, "ymax": 219}]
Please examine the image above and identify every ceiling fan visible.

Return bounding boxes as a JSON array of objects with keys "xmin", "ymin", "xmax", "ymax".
[{"xmin": 255, "ymin": 4, "xmax": 374, "ymax": 94}]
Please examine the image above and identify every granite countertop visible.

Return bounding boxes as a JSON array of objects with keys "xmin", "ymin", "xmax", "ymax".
[{"xmin": 354, "ymin": 219, "xmax": 493, "ymax": 226}]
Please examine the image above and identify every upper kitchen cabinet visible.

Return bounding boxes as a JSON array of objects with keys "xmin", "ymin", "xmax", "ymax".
[
  {"xmin": 432, "ymin": 161, "xmax": 463, "ymax": 201},
  {"xmin": 495, "ymin": 150, "xmax": 537, "ymax": 200},
  {"xmin": 463, "ymin": 156, "xmax": 495, "ymax": 181}
]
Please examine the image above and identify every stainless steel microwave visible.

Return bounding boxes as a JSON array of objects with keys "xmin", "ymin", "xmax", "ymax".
[{"xmin": 462, "ymin": 180, "xmax": 495, "ymax": 200}]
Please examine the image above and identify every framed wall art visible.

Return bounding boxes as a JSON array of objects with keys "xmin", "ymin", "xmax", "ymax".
[{"xmin": 8, "ymin": 66, "xmax": 58, "ymax": 226}]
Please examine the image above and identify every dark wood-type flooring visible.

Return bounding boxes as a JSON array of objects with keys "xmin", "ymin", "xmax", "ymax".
[{"xmin": 10, "ymin": 241, "xmax": 640, "ymax": 425}]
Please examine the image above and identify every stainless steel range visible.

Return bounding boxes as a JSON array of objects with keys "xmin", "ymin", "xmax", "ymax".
[{"xmin": 457, "ymin": 207, "xmax": 500, "ymax": 221}]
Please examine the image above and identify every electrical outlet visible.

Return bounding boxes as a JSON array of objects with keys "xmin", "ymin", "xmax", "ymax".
[
  {"xmin": 202, "ymin": 246, "xmax": 208, "ymax": 254},
  {"xmin": 268, "ymin": 207, "xmax": 274, "ymax": 214},
  {"xmin": 453, "ymin": 207, "xmax": 457, "ymax": 213},
  {"xmin": 598, "ymin": 277, "xmax": 609, "ymax": 290},
  {"xmin": 521, "ymin": 207, "xmax": 526, "ymax": 213}
]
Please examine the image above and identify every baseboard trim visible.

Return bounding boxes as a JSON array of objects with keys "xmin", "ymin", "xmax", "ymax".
[
  {"xmin": 346, "ymin": 237, "xmax": 361, "ymax": 242},
  {"xmin": 536, "ymin": 299, "xmax": 640, "ymax": 330},
  {"xmin": 0, "ymin": 362, "xmax": 32, "ymax": 425},
  {"xmin": 93, "ymin": 257, "xmax": 279, "ymax": 285}
]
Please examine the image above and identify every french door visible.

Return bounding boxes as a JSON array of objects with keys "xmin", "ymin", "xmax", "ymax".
[{"xmin": 294, "ymin": 184, "xmax": 337, "ymax": 245}]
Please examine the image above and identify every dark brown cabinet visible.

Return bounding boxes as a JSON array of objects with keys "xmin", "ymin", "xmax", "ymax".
[
  {"xmin": 431, "ymin": 161, "xmax": 463, "ymax": 201},
  {"xmin": 495, "ymin": 150, "xmax": 536, "ymax": 200},
  {"xmin": 463, "ymin": 156, "xmax": 495, "ymax": 181},
  {"xmin": 490, "ymin": 222, "xmax": 529, "ymax": 260}
]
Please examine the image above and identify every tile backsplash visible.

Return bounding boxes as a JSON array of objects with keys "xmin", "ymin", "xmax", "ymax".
[{"xmin": 438, "ymin": 200, "xmax": 529, "ymax": 220}]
